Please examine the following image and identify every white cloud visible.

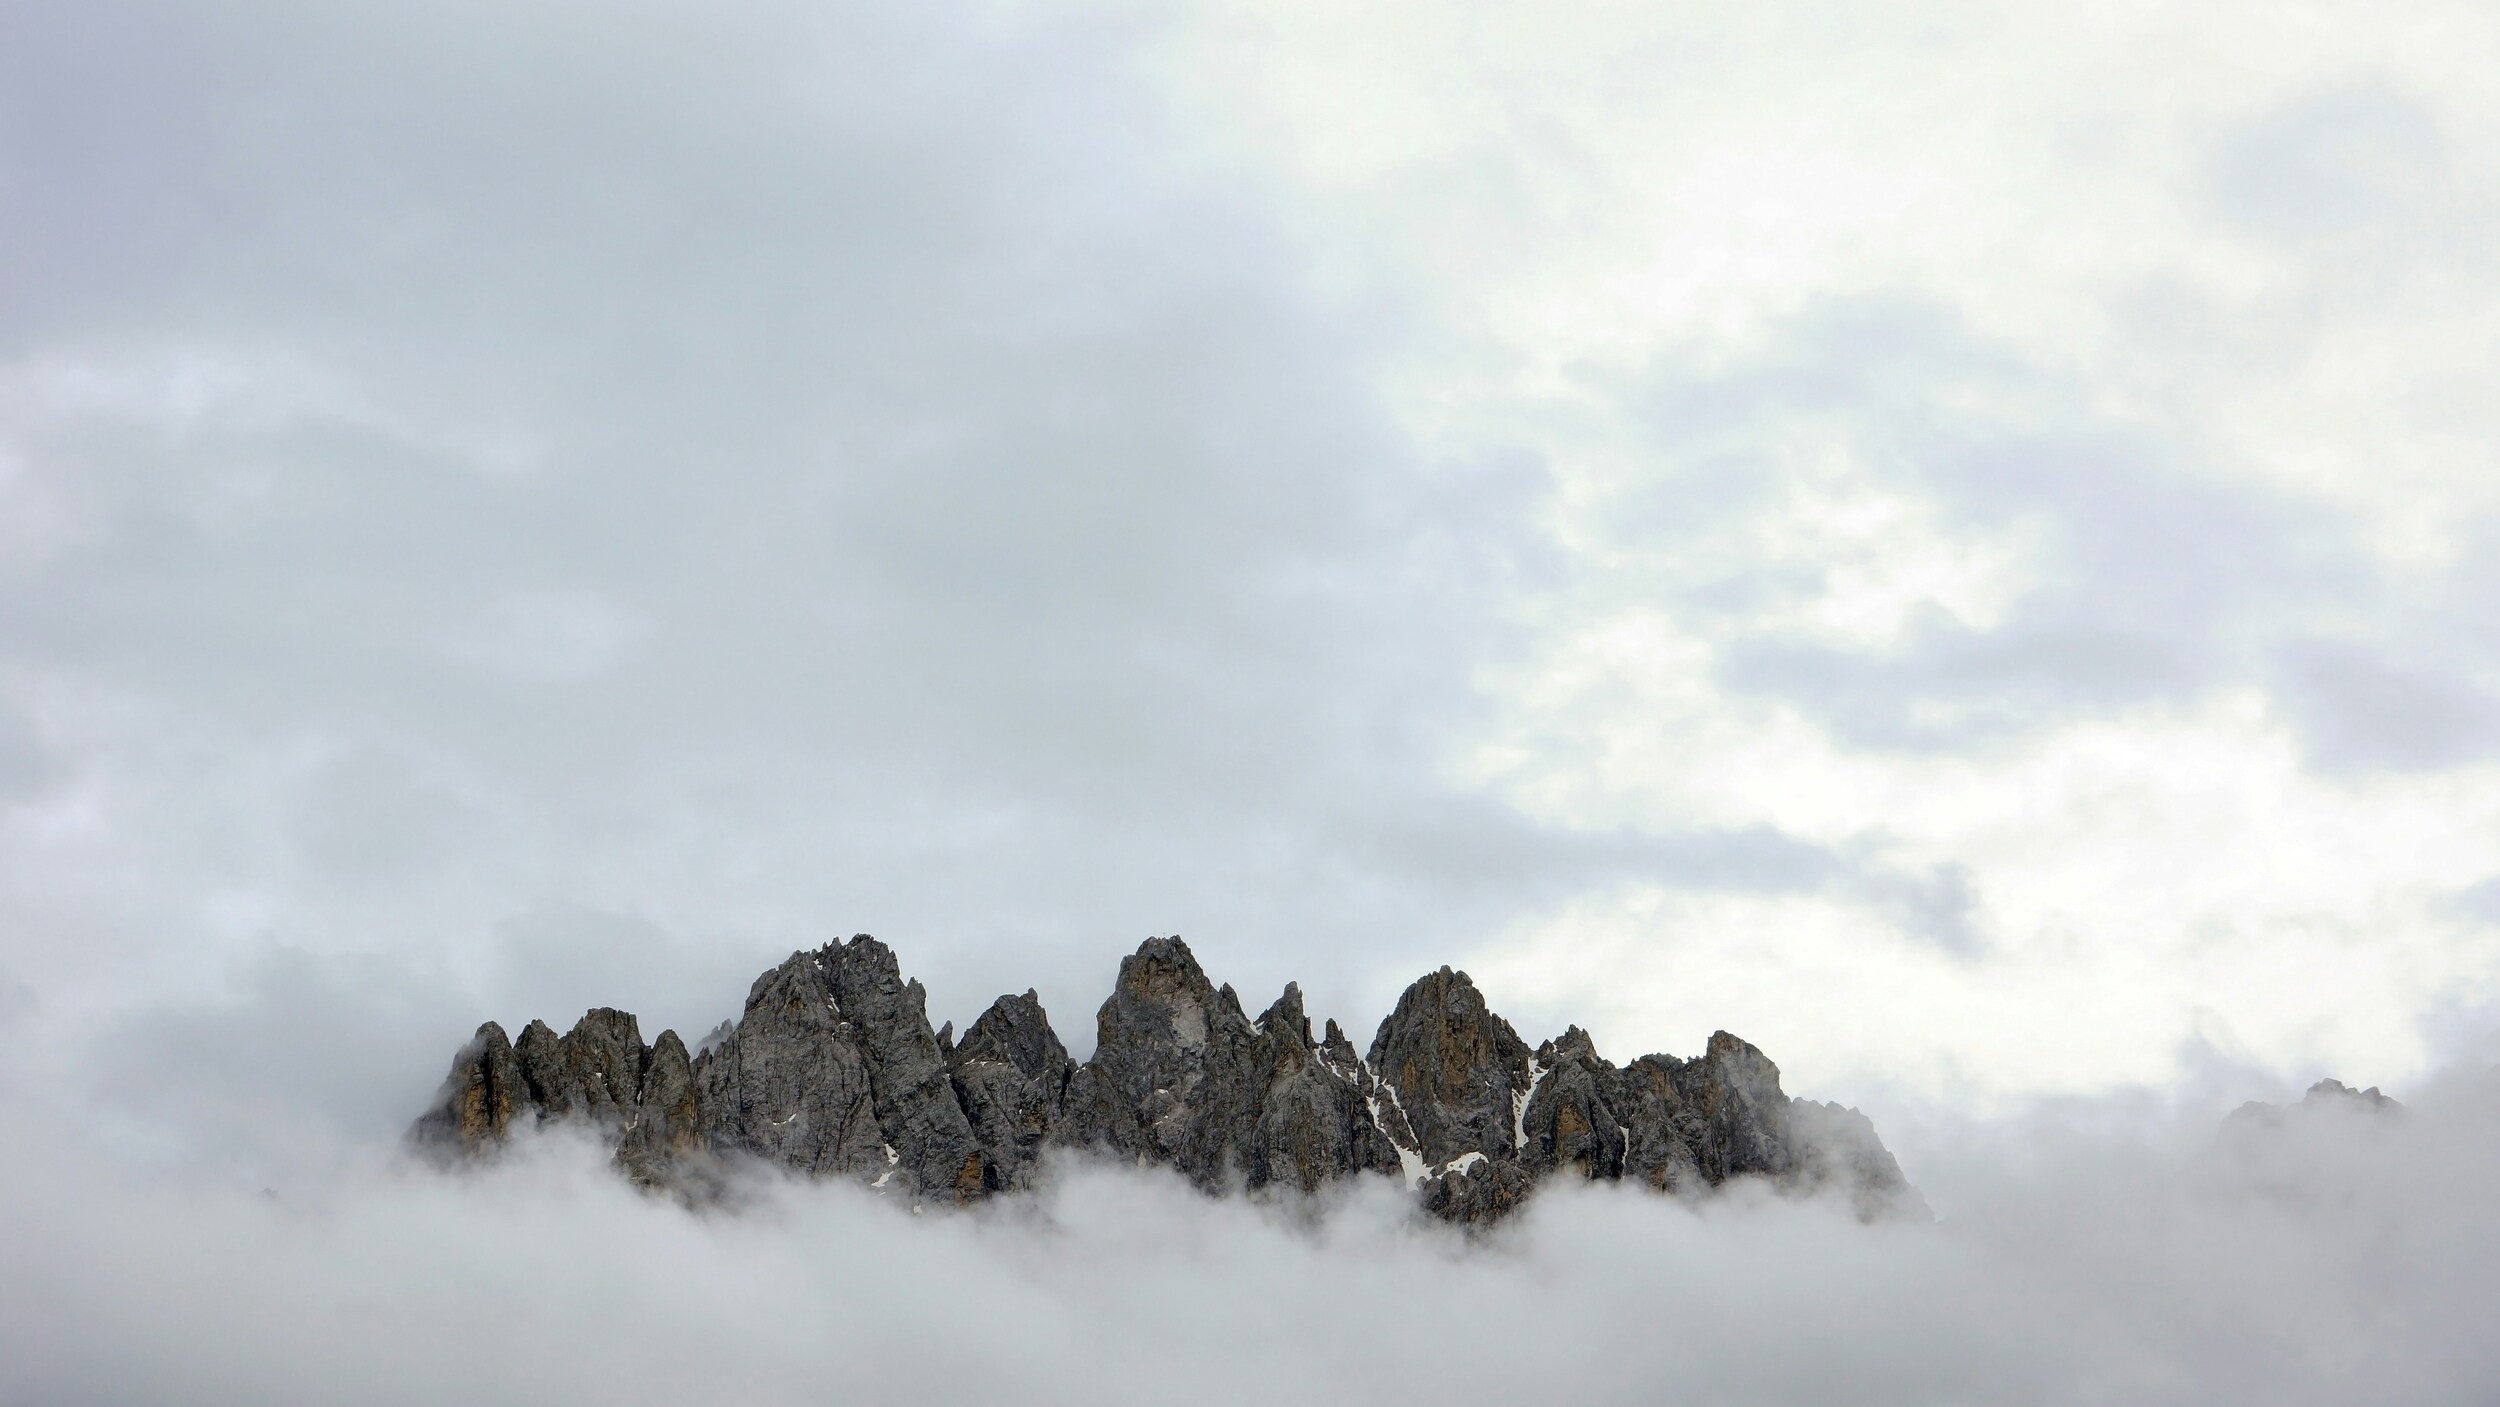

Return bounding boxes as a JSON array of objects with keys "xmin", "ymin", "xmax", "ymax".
[
  {"xmin": 1101, "ymin": 0, "xmax": 2500, "ymax": 1094},
  {"xmin": 6, "ymin": 1078, "xmax": 2500, "ymax": 1405}
]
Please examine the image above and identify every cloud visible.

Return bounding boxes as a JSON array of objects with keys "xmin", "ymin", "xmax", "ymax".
[
  {"xmin": 4, "ymin": 1069, "xmax": 2499, "ymax": 1405},
  {"xmin": 6, "ymin": 0, "xmax": 2500, "ymax": 1205},
  {"xmin": 1, "ymin": 0, "xmax": 1828, "ymax": 1067},
  {"xmin": 1612, "ymin": 300, "xmax": 2360, "ymax": 752},
  {"xmin": 2203, "ymin": 82, "xmax": 2456, "ymax": 249},
  {"xmin": 2272, "ymin": 637, "xmax": 2500, "ymax": 773}
]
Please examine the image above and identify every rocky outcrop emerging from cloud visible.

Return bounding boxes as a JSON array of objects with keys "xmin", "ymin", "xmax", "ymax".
[
  {"xmin": 2197, "ymin": 1076, "xmax": 2411, "ymax": 1206},
  {"xmin": 412, "ymin": 935, "xmax": 1925, "ymax": 1224},
  {"xmin": 2224, "ymin": 1077, "xmax": 2405, "ymax": 1132}
]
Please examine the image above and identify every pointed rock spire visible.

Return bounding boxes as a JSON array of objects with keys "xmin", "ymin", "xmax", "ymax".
[
  {"xmin": 407, "ymin": 933, "xmax": 1924, "ymax": 1226},
  {"xmin": 1366, "ymin": 966, "xmax": 1534, "ymax": 1168}
]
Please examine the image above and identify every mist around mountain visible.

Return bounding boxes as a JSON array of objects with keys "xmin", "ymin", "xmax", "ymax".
[{"xmin": 6, "ymin": 1044, "xmax": 2498, "ymax": 1406}]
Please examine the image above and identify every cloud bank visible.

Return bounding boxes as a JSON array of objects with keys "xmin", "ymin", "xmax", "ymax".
[{"xmin": 6, "ymin": 1072, "xmax": 2499, "ymax": 1406}]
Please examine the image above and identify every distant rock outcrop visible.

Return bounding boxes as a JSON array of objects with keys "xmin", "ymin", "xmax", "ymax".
[
  {"xmin": 2225, "ymin": 1077, "xmax": 2405, "ymax": 1132},
  {"xmin": 2203, "ymin": 1076, "xmax": 2409, "ymax": 1205},
  {"xmin": 413, "ymin": 934, "xmax": 1922, "ymax": 1226}
]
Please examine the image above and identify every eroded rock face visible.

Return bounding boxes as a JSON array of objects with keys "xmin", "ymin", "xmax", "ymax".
[
  {"xmin": 412, "ymin": 934, "xmax": 1922, "ymax": 1226},
  {"xmin": 695, "ymin": 948, "xmax": 884, "ymax": 1179},
  {"xmin": 1057, "ymin": 936, "xmax": 1260, "ymax": 1184},
  {"xmin": 826, "ymin": 935, "xmax": 985, "ymax": 1199},
  {"xmin": 1367, "ymin": 966, "xmax": 1534, "ymax": 1169},
  {"xmin": 411, "ymin": 1022, "xmax": 521, "ymax": 1149},
  {"xmin": 949, "ymin": 989, "xmax": 1075, "ymax": 1192},
  {"xmin": 1242, "ymin": 983, "xmax": 1403, "ymax": 1194},
  {"xmin": 618, "ymin": 1030, "xmax": 701, "ymax": 1187}
]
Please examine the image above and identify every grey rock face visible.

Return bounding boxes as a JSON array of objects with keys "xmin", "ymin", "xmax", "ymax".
[
  {"xmin": 618, "ymin": 1030, "xmax": 702, "ymax": 1187},
  {"xmin": 1366, "ymin": 966, "xmax": 1534, "ymax": 1169},
  {"xmin": 1518, "ymin": 1026, "xmax": 1629, "ymax": 1183},
  {"xmin": 547, "ymin": 1008, "xmax": 649, "ymax": 1128},
  {"xmin": 512, "ymin": 1019, "xmax": 566, "ymax": 1116},
  {"xmin": 1049, "ymin": 942, "xmax": 1401, "ymax": 1195},
  {"xmin": 1056, "ymin": 936, "xmax": 1264, "ymax": 1187},
  {"xmin": 1242, "ymin": 984, "xmax": 1402, "ymax": 1194},
  {"xmin": 412, "ymin": 933, "xmax": 1923, "ymax": 1227},
  {"xmin": 825, "ymin": 935, "xmax": 985, "ymax": 1200},
  {"xmin": 1509, "ymin": 1023, "xmax": 1922, "ymax": 1223},
  {"xmin": 693, "ymin": 948, "xmax": 884, "ymax": 1178},
  {"xmin": 413, "ymin": 1010, "xmax": 709, "ymax": 1191},
  {"xmin": 956, "ymin": 988, "xmax": 1070, "ymax": 1078},
  {"xmin": 949, "ymin": 989, "xmax": 1074, "ymax": 1192},
  {"xmin": 411, "ymin": 1022, "xmax": 521, "ymax": 1154},
  {"xmin": 1420, "ymin": 1155, "xmax": 1541, "ymax": 1224},
  {"xmin": 1676, "ymin": 1030, "xmax": 1797, "ymax": 1183}
]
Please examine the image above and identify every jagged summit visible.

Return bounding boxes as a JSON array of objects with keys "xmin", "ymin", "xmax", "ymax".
[
  {"xmin": 2222, "ymin": 1076, "xmax": 2406, "ymax": 1138},
  {"xmin": 413, "ymin": 933, "xmax": 1923, "ymax": 1225}
]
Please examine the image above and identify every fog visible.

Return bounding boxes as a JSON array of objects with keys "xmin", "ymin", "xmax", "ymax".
[{"xmin": 5, "ymin": 1072, "xmax": 2496, "ymax": 1406}]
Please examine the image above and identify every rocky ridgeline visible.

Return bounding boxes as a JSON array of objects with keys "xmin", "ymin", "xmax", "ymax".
[
  {"xmin": 2225, "ymin": 1077, "xmax": 2404, "ymax": 1129},
  {"xmin": 413, "ymin": 935, "xmax": 1923, "ymax": 1224}
]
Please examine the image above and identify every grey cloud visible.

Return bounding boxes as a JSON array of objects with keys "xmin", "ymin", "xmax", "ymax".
[
  {"xmin": 11, "ymin": 0, "xmax": 2486, "ymax": 1213},
  {"xmin": 2451, "ymin": 876, "xmax": 2500, "ymax": 927},
  {"xmin": 0, "ymin": 1, "xmax": 221, "ymax": 344},
  {"xmin": 0, "ymin": 0, "xmax": 1986, "ymax": 1116},
  {"xmin": 0, "ymin": 0, "xmax": 1738, "ymax": 1077},
  {"xmin": 287, "ymin": 745, "xmax": 479, "ymax": 881},
  {"xmin": 2204, "ymin": 82, "xmax": 2455, "ymax": 247},
  {"xmin": 1614, "ymin": 301, "xmax": 2400, "ymax": 762},
  {"xmin": 6, "ymin": 1067, "xmax": 2500, "ymax": 1405},
  {"xmin": 1722, "ymin": 615, "xmax": 2192, "ymax": 750},
  {"xmin": 0, "ymin": 697, "xmax": 57, "ymax": 798},
  {"xmin": 1336, "ymin": 803, "xmax": 1987, "ymax": 958},
  {"xmin": 80, "ymin": 945, "xmax": 469, "ymax": 1178},
  {"xmin": 2271, "ymin": 637, "xmax": 2500, "ymax": 772},
  {"xmin": 75, "ymin": 908, "xmax": 786, "ymax": 1182},
  {"xmin": 1851, "ymin": 858, "xmax": 1983, "ymax": 959},
  {"xmin": 0, "ymin": 966, "xmax": 32, "ymax": 1034}
]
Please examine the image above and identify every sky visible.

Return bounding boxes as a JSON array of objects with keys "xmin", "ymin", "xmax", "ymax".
[
  {"xmin": 4, "ymin": 0, "xmax": 2499, "ymax": 1198},
  {"xmin": 10, "ymin": 3, "xmax": 2500, "ymax": 1401}
]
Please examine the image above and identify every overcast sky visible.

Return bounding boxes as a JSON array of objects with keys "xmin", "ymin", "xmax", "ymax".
[{"xmin": 4, "ymin": 0, "xmax": 2499, "ymax": 1189}]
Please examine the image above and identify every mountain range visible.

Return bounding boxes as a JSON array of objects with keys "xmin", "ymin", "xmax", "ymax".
[{"xmin": 413, "ymin": 934, "xmax": 1926, "ymax": 1224}]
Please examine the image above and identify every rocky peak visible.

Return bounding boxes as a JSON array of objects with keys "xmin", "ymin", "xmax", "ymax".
[
  {"xmin": 1318, "ymin": 1017, "xmax": 1362, "ymax": 1073},
  {"xmin": 1366, "ymin": 966, "xmax": 1534, "ymax": 1168},
  {"xmin": 1257, "ymin": 982, "xmax": 1312, "ymax": 1046},
  {"xmin": 691, "ymin": 946, "xmax": 882, "ymax": 1179},
  {"xmin": 955, "ymin": 989, "xmax": 1070, "ymax": 1080},
  {"xmin": 1537, "ymin": 1025, "xmax": 1603, "ymax": 1070},
  {"xmin": 2302, "ymin": 1078, "xmax": 2401, "ymax": 1114},
  {"xmin": 823, "ymin": 934, "xmax": 983, "ymax": 1200},
  {"xmin": 2223, "ymin": 1075, "xmax": 2407, "ymax": 1140},
  {"xmin": 411, "ymin": 1021, "xmax": 521, "ymax": 1149},
  {"xmin": 414, "ymin": 933, "xmax": 1923, "ymax": 1227},
  {"xmin": 1059, "ymin": 935, "xmax": 1264, "ymax": 1186},
  {"xmin": 525, "ymin": 1007, "xmax": 649, "ymax": 1127},
  {"xmin": 1678, "ymin": 1030, "xmax": 1794, "ymax": 1180},
  {"xmin": 948, "ymin": 989, "xmax": 1076, "ymax": 1193}
]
